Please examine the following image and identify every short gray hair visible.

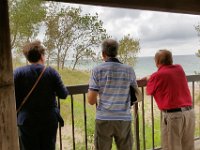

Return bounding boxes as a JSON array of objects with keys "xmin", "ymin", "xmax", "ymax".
[{"xmin": 102, "ymin": 39, "xmax": 118, "ymax": 57}]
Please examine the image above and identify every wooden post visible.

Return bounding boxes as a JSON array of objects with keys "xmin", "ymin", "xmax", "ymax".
[{"xmin": 0, "ymin": 0, "xmax": 19, "ymax": 149}]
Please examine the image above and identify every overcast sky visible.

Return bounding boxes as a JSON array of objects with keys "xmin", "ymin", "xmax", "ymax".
[{"xmin": 62, "ymin": 2, "xmax": 200, "ymax": 57}]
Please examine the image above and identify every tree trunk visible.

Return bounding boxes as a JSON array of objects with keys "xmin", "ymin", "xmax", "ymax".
[
  {"xmin": 61, "ymin": 60, "xmax": 64, "ymax": 70},
  {"xmin": 57, "ymin": 53, "xmax": 60, "ymax": 70},
  {"xmin": 0, "ymin": 0, "xmax": 19, "ymax": 150},
  {"xmin": 72, "ymin": 58, "xmax": 79, "ymax": 70},
  {"xmin": 47, "ymin": 55, "xmax": 50, "ymax": 66}
]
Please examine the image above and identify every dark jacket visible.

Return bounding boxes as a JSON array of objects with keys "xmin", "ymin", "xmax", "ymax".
[{"xmin": 14, "ymin": 64, "xmax": 68, "ymax": 125}]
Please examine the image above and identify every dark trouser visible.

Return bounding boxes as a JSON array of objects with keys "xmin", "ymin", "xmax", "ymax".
[
  {"xmin": 95, "ymin": 120, "xmax": 133, "ymax": 150},
  {"xmin": 18, "ymin": 117, "xmax": 58, "ymax": 150}
]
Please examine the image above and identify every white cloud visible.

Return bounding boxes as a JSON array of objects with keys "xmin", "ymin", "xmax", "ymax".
[{"xmin": 58, "ymin": 2, "xmax": 200, "ymax": 56}]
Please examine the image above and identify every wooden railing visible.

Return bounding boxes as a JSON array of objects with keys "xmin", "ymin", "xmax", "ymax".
[{"xmin": 57, "ymin": 75, "xmax": 200, "ymax": 150}]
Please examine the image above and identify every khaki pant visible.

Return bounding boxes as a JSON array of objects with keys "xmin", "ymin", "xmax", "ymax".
[
  {"xmin": 94, "ymin": 120, "xmax": 133, "ymax": 150},
  {"xmin": 161, "ymin": 109, "xmax": 195, "ymax": 150}
]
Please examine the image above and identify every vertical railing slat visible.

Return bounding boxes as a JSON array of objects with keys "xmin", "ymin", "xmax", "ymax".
[
  {"xmin": 192, "ymin": 81, "xmax": 195, "ymax": 108},
  {"xmin": 199, "ymin": 84, "xmax": 200, "ymax": 139},
  {"xmin": 141, "ymin": 87, "xmax": 146, "ymax": 150},
  {"xmin": 57, "ymin": 97, "xmax": 63, "ymax": 150},
  {"xmin": 134, "ymin": 103, "xmax": 140, "ymax": 150},
  {"xmin": 151, "ymin": 96, "xmax": 155, "ymax": 149},
  {"xmin": 83, "ymin": 93, "xmax": 88, "ymax": 150},
  {"xmin": 71, "ymin": 95, "xmax": 76, "ymax": 150}
]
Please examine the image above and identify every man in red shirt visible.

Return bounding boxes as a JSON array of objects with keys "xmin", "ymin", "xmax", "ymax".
[{"xmin": 144, "ymin": 49, "xmax": 195, "ymax": 150}]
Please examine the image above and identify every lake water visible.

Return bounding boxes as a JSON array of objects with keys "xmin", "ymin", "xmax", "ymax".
[
  {"xmin": 134, "ymin": 55, "xmax": 200, "ymax": 78},
  {"xmin": 66, "ymin": 55, "xmax": 200, "ymax": 78}
]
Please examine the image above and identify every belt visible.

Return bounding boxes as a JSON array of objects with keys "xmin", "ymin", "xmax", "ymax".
[{"xmin": 163, "ymin": 106, "xmax": 192, "ymax": 113}]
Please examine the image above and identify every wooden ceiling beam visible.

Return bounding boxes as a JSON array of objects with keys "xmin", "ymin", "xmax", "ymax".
[{"xmin": 46, "ymin": 0, "xmax": 200, "ymax": 15}]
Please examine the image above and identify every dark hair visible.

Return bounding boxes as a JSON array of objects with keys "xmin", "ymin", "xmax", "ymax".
[
  {"xmin": 155, "ymin": 49, "xmax": 173, "ymax": 65},
  {"xmin": 23, "ymin": 40, "xmax": 45, "ymax": 63},
  {"xmin": 102, "ymin": 39, "xmax": 118, "ymax": 57}
]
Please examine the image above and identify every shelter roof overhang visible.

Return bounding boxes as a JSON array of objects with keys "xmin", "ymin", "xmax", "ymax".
[{"xmin": 46, "ymin": 0, "xmax": 200, "ymax": 15}]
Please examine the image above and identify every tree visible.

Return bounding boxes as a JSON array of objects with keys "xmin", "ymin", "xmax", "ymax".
[
  {"xmin": 44, "ymin": 4, "xmax": 108, "ymax": 70},
  {"xmin": 70, "ymin": 13, "xmax": 107, "ymax": 70},
  {"xmin": 118, "ymin": 34, "xmax": 140, "ymax": 66},
  {"xmin": 43, "ymin": 12, "xmax": 59, "ymax": 66},
  {"xmin": 195, "ymin": 24, "xmax": 200, "ymax": 57},
  {"xmin": 9, "ymin": 0, "xmax": 46, "ymax": 51},
  {"xmin": 44, "ymin": 4, "xmax": 81, "ymax": 70}
]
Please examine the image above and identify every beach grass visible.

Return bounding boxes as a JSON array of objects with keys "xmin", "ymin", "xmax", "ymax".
[
  {"xmin": 57, "ymin": 68, "xmax": 90, "ymax": 86},
  {"xmin": 58, "ymin": 69, "xmax": 200, "ymax": 150},
  {"xmin": 13, "ymin": 62, "xmax": 200, "ymax": 150}
]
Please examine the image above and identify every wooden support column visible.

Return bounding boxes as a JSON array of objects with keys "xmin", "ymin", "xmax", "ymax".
[{"xmin": 0, "ymin": 0, "xmax": 19, "ymax": 150}]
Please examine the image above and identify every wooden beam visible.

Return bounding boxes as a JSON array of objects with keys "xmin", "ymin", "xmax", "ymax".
[
  {"xmin": 0, "ymin": 0, "xmax": 19, "ymax": 149},
  {"xmin": 47, "ymin": 0, "xmax": 200, "ymax": 15}
]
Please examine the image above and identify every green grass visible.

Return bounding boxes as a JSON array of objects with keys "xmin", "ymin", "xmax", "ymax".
[
  {"xmin": 34, "ymin": 69, "xmax": 200, "ymax": 149},
  {"xmin": 59, "ymin": 68, "xmax": 90, "ymax": 86},
  {"xmin": 13, "ymin": 62, "xmax": 200, "ymax": 149},
  {"xmin": 57, "ymin": 68, "xmax": 95, "ymax": 149}
]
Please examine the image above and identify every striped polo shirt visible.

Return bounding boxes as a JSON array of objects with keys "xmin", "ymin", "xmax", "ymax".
[{"xmin": 89, "ymin": 58, "xmax": 137, "ymax": 121}]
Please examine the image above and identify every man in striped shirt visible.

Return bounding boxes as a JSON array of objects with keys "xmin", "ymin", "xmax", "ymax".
[{"xmin": 88, "ymin": 39, "xmax": 137, "ymax": 150}]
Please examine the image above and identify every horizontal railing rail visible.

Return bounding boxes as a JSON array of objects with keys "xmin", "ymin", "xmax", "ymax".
[{"xmin": 58, "ymin": 75, "xmax": 200, "ymax": 150}]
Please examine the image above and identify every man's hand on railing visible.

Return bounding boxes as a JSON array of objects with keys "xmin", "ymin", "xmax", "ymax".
[{"xmin": 137, "ymin": 77, "xmax": 150, "ymax": 87}]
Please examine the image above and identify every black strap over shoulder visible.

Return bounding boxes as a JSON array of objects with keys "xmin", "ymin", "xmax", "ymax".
[{"xmin": 17, "ymin": 66, "xmax": 47, "ymax": 113}]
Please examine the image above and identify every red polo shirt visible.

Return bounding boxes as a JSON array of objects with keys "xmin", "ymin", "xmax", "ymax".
[{"xmin": 146, "ymin": 64, "xmax": 192, "ymax": 110}]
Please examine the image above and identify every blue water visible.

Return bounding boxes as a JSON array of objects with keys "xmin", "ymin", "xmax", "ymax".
[
  {"xmin": 66, "ymin": 55, "xmax": 200, "ymax": 78},
  {"xmin": 134, "ymin": 55, "xmax": 200, "ymax": 77}
]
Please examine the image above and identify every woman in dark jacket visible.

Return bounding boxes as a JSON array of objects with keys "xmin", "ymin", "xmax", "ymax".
[{"xmin": 14, "ymin": 40, "xmax": 68, "ymax": 150}]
